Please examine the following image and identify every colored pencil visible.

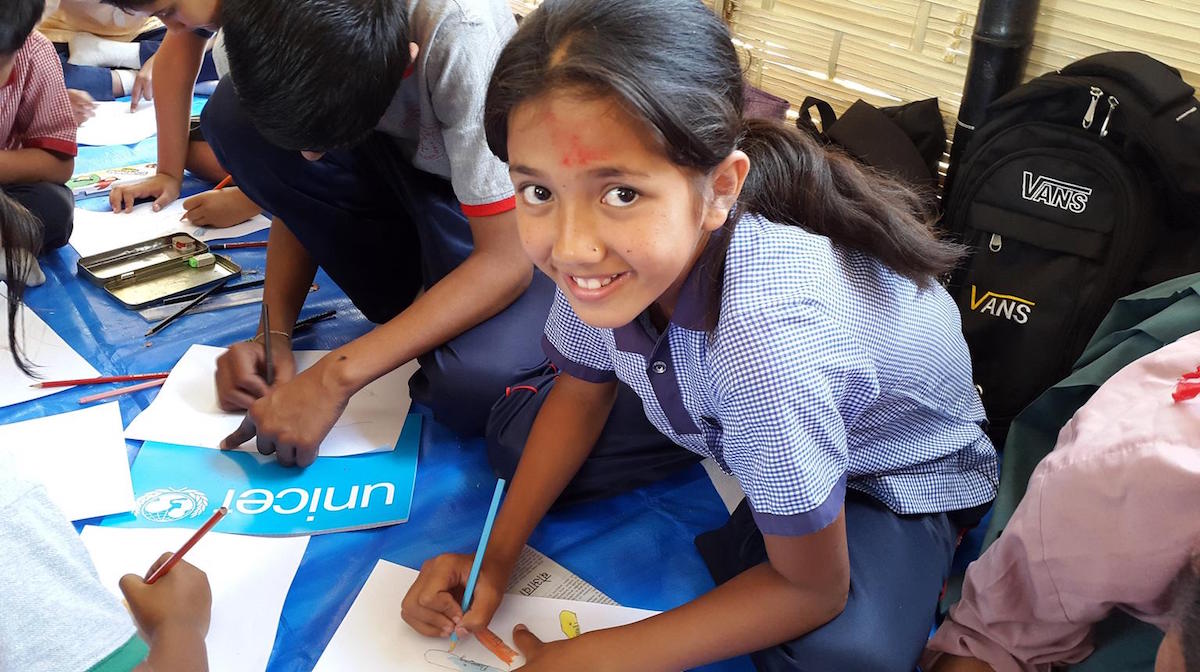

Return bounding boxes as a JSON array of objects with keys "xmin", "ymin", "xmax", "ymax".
[
  {"xmin": 162, "ymin": 278, "xmax": 265, "ymax": 305},
  {"xmin": 29, "ymin": 371, "xmax": 169, "ymax": 389},
  {"xmin": 177, "ymin": 175, "xmax": 235, "ymax": 221},
  {"xmin": 262, "ymin": 303, "xmax": 275, "ymax": 386},
  {"xmin": 450, "ymin": 478, "xmax": 507, "ymax": 650},
  {"xmin": 77, "ymin": 377, "xmax": 166, "ymax": 404},
  {"xmin": 145, "ymin": 507, "xmax": 229, "ymax": 584},
  {"xmin": 145, "ymin": 277, "xmax": 231, "ymax": 337},
  {"xmin": 208, "ymin": 241, "xmax": 268, "ymax": 251},
  {"xmin": 292, "ymin": 310, "xmax": 337, "ymax": 333}
]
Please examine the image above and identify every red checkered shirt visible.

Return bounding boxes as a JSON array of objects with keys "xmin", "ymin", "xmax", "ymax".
[{"xmin": 0, "ymin": 32, "xmax": 77, "ymax": 157}]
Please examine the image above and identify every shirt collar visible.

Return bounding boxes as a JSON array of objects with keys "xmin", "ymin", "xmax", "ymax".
[
  {"xmin": 669, "ymin": 227, "xmax": 727, "ymax": 332},
  {"xmin": 612, "ymin": 227, "xmax": 726, "ymax": 353}
]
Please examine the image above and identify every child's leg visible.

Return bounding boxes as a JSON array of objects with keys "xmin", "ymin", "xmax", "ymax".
[
  {"xmin": 695, "ymin": 492, "xmax": 957, "ymax": 672},
  {"xmin": 185, "ymin": 138, "xmax": 227, "ymax": 183},
  {"xmin": 55, "ymin": 46, "xmax": 119, "ymax": 101},
  {"xmin": 135, "ymin": 27, "xmax": 219, "ymax": 83},
  {"xmin": 4, "ymin": 183, "xmax": 74, "ymax": 251},
  {"xmin": 486, "ymin": 369, "xmax": 701, "ymax": 505}
]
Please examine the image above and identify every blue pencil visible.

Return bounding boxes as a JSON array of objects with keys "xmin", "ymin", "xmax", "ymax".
[{"xmin": 450, "ymin": 477, "xmax": 507, "ymax": 650}]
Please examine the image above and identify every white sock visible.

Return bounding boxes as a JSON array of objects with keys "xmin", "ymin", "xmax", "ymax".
[
  {"xmin": 114, "ymin": 69, "xmax": 137, "ymax": 97},
  {"xmin": 68, "ymin": 33, "xmax": 142, "ymax": 69},
  {"xmin": 0, "ymin": 247, "xmax": 46, "ymax": 288}
]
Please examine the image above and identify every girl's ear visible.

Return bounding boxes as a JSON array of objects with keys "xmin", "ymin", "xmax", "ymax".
[{"xmin": 702, "ymin": 150, "xmax": 750, "ymax": 232}]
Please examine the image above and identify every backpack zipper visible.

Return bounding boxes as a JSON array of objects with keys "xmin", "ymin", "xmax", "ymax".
[
  {"xmin": 988, "ymin": 233, "xmax": 1003, "ymax": 252},
  {"xmin": 1100, "ymin": 96, "xmax": 1120, "ymax": 138},
  {"xmin": 1082, "ymin": 86, "xmax": 1104, "ymax": 129}
]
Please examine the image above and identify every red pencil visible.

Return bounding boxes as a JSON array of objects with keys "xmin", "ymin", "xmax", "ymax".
[
  {"xmin": 30, "ymin": 371, "xmax": 169, "ymax": 389},
  {"xmin": 145, "ymin": 507, "xmax": 229, "ymax": 584},
  {"xmin": 77, "ymin": 378, "xmax": 166, "ymax": 404},
  {"xmin": 214, "ymin": 175, "xmax": 234, "ymax": 191}
]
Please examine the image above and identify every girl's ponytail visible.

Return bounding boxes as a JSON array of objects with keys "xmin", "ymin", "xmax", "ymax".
[
  {"xmin": 737, "ymin": 118, "xmax": 961, "ymax": 286},
  {"xmin": 2, "ymin": 193, "xmax": 39, "ymax": 375}
]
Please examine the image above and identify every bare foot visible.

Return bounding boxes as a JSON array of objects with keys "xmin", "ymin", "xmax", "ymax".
[{"xmin": 181, "ymin": 187, "xmax": 261, "ymax": 229}]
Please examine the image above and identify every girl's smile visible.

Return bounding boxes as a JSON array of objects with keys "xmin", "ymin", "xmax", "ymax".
[{"xmin": 506, "ymin": 90, "xmax": 737, "ymax": 329}]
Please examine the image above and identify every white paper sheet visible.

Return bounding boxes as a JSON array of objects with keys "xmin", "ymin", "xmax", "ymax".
[
  {"xmin": 314, "ymin": 561, "xmax": 659, "ymax": 672},
  {"xmin": 76, "ymin": 100, "xmax": 159, "ymax": 146},
  {"xmin": 124, "ymin": 344, "xmax": 419, "ymax": 456},
  {"xmin": 70, "ymin": 200, "xmax": 272, "ymax": 258},
  {"xmin": 0, "ymin": 403, "xmax": 134, "ymax": 521},
  {"xmin": 80, "ymin": 526, "xmax": 308, "ymax": 672},
  {"xmin": 0, "ymin": 291, "xmax": 101, "ymax": 408}
]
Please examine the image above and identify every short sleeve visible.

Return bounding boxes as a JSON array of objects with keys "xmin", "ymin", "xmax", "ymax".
[
  {"xmin": 542, "ymin": 288, "xmax": 617, "ymax": 383},
  {"xmin": 0, "ymin": 479, "xmax": 138, "ymax": 671},
  {"xmin": 713, "ymin": 299, "xmax": 877, "ymax": 536},
  {"xmin": 424, "ymin": 12, "xmax": 515, "ymax": 216},
  {"xmin": 12, "ymin": 33, "xmax": 76, "ymax": 156}
]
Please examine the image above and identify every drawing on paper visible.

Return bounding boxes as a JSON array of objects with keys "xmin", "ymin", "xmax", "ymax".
[
  {"xmin": 424, "ymin": 649, "xmax": 507, "ymax": 671},
  {"xmin": 560, "ymin": 610, "xmax": 581, "ymax": 639}
]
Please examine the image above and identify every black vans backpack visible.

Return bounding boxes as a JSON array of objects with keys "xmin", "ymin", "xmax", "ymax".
[{"xmin": 943, "ymin": 51, "xmax": 1200, "ymax": 445}]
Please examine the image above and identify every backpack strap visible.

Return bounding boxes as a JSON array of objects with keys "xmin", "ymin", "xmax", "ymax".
[{"xmin": 796, "ymin": 96, "xmax": 838, "ymax": 135}]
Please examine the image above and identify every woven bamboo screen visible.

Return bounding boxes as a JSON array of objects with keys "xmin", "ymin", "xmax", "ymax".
[{"xmin": 509, "ymin": 0, "xmax": 1200, "ymax": 144}]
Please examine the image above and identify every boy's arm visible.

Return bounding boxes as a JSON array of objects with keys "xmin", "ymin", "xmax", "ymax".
[
  {"xmin": 110, "ymin": 29, "xmax": 206, "ymax": 212},
  {"xmin": 219, "ymin": 208, "xmax": 532, "ymax": 461},
  {"xmin": 319, "ymin": 208, "xmax": 530, "ymax": 394},
  {"xmin": 152, "ymin": 30, "xmax": 205, "ymax": 181},
  {"xmin": 0, "ymin": 148, "xmax": 72, "ymax": 183}
]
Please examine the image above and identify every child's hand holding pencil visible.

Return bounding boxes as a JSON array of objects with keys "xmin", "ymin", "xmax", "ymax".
[{"xmin": 119, "ymin": 554, "xmax": 213, "ymax": 640}]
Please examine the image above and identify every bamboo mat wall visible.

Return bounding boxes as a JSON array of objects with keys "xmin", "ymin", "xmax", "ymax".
[{"xmin": 510, "ymin": 0, "xmax": 1199, "ymax": 155}]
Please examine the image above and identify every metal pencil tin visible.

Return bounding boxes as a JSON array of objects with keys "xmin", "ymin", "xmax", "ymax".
[{"xmin": 76, "ymin": 233, "xmax": 242, "ymax": 309}]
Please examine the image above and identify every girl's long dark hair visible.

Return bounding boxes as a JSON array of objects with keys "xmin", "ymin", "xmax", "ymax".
[
  {"xmin": 2, "ymin": 193, "xmax": 39, "ymax": 375},
  {"xmin": 484, "ymin": 0, "xmax": 961, "ymax": 321}
]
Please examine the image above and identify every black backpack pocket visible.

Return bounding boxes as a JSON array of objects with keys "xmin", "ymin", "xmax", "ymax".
[{"xmin": 948, "ymin": 124, "xmax": 1151, "ymax": 434}]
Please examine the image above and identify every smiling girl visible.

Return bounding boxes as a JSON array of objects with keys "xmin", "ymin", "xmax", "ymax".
[{"xmin": 402, "ymin": 1, "xmax": 997, "ymax": 669}]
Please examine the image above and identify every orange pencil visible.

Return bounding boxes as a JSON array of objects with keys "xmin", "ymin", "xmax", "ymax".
[{"xmin": 145, "ymin": 507, "xmax": 229, "ymax": 584}]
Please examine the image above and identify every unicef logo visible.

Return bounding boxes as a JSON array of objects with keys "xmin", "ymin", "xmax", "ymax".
[{"xmin": 135, "ymin": 488, "xmax": 210, "ymax": 523}]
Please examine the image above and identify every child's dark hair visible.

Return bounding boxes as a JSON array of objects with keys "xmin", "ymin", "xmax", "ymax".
[
  {"xmin": 1, "ymin": 193, "xmax": 40, "ymax": 375},
  {"xmin": 220, "ymin": 0, "xmax": 410, "ymax": 152},
  {"xmin": 98, "ymin": 0, "xmax": 155, "ymax": 10},
  {"xmin": 1176, "ymin": 560, "xmax": 1200, "ymax": 671},
  {"xmin": 485, "ymin": 0, "xmax": 960, "ymax": 309},
  {"xmin": 0, "ymin": 0, "xmax": 45, "ymax": 55}
]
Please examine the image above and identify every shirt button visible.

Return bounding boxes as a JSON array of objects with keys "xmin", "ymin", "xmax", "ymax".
[{"xmin": 650, "ymin": 361, "xmax": 667, "ymax": 375}]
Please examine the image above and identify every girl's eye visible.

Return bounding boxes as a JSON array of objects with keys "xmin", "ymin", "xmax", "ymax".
[
  {"xmin": 520, "ymin": 185, "xmax": 553, "ymax": 205},
  {"xmin": 601, "ymin": 187, "xmax": 639, "ymax": 208}
]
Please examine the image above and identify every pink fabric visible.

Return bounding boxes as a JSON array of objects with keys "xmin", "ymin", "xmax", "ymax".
[
  {"xmin": 0, "ymin": 32, "xmax": 76, "ymax": 157},
  {"xmin": 924, "ymin": 331, "xmax": 1200, "ymax": 671}
]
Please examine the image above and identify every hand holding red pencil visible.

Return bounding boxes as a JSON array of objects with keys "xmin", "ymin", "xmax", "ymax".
[{"xmin": 119, "ymin": 553, "xmax": 212, "ymax": 643}]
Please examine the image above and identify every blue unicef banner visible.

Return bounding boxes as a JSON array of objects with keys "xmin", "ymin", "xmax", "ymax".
[{"xmin": 103, "ymin": 415, "xmax": 421, "ymax": 536}]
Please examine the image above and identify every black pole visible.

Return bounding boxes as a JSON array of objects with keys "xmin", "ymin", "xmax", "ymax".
[{"xmin": 943, "ymin": 0, "xmax": 1040, "ymax": 201}]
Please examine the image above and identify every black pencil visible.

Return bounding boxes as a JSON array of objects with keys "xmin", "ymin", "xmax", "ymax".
[
  {"xmin": 291, "ymin": 310, "xmax": 337, "ymax": 333},
  {"xmin": 145, "ymin": 277, "xmax": 232, "ymax": 337},
  {"xmin": 161, "ymin": 278, "xmax": 266, "ymax": 305}
]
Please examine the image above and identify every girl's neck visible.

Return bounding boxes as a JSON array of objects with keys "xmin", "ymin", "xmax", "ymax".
[{"xmin": 649, "ymin": 230, "xmax": 713, "ymax": 332}]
